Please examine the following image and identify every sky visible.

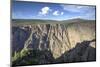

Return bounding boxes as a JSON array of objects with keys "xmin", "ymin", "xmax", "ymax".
[{"xmin": 12, "ymin": 0, "xmax": 96, "ymax": 20}]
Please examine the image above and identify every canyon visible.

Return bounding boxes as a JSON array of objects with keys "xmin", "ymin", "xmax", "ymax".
[{"xmin": 11, "ymin": 19, "xmax": 96, "ymax": 66}]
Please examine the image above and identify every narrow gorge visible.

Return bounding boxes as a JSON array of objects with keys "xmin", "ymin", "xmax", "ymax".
[{"xmin": 12, "ymin": 20, "xmax": 96, "ymax": 66}]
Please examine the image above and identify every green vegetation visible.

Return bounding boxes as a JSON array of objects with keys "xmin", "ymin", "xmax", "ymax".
[
  {"xmin": 12, "ymin": 48, "xmax": 28, "ymax": 62},
  {"xmin": 12, "ymin": 19, "xmax": 95, "ymax": 27},
  {"xmin": 12, "ymin": 48, "xmax": 53, "ymax": 66}
]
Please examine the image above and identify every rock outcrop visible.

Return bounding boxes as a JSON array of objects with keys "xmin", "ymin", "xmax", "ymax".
[{"xmin": 12, "ymin": 20, "xmax": 96, "ymax": 66}]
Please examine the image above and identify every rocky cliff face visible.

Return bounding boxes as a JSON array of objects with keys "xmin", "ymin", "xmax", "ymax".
[{"xmin": 12, "ymin": 21, "xmax": 95, "ymax": 60}]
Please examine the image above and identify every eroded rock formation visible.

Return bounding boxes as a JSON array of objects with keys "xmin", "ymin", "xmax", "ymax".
[{"xmin": 12, "ymin": 21, "xmax": 96, "ymax": 66}]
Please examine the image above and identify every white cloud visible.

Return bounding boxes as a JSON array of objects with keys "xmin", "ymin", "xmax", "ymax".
[
  {"xmin": 61, "ymin": 5, "xmax": 90, "ymax": 13},
  {"xmin": 61, "ymin": 12, "xmax": 64, "ymax": 15},
  {"xmin": 53, "ymin": 11, "xmax": 59, "ymax": 16},
  {"xmin": 53, "ymin": 11, "xmax": 64, "ymax": 16},
  {"xmin": 61, "ymin": 5, "xmax": 80, "ymax": 12},
  {"xmin": 39, "ymin": 7, "xmax": 51, "ymax": 16}
]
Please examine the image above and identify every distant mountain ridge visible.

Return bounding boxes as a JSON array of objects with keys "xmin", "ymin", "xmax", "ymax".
[
  {"xmin": 12, "ymin": 18, "xmax": 95, "ymax": 22},
  {"xmin": 12, "ymin": 18, "xmax": 95, "ymax": 25}
]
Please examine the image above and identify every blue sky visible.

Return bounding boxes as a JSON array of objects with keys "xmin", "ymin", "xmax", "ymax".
[{"xmin": 12, "ymin": 0, "xmax": 96, "ymax": 20}]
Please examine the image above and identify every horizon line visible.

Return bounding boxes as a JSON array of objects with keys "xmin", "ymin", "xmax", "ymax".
[{"xmin": 12, "ymin": 18, "xmax": 96, "ymax": 21}]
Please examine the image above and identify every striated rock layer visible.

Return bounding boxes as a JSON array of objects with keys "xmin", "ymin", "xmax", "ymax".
[{"xmin": 12, "ymin": 22, "xmax": 95, "ymax": 59}]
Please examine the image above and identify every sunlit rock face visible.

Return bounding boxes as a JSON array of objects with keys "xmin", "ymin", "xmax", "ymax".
[{"xmin": 12, "ymin": 21, "xmax": 95, "ymax": 59}]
